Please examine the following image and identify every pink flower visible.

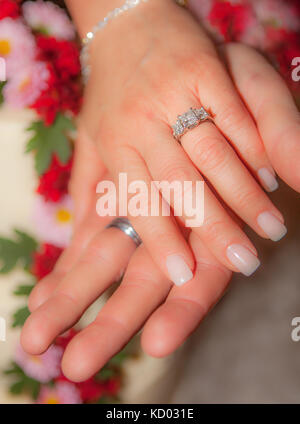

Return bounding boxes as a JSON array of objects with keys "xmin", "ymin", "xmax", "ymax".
[
  {"xmin": 37, "ymin": 381, "xmax": 82, "ymax": 404},
  {"xmin": 15, "ymin": 344, "xmax": 63, "ymax": 383},
  {"xmin": 3, "ymin": 61, "xmax": 50, "ymax": 108},
  {"xmin": 33, "ymin": 194, "xmax": 73, "ymax": 248},
  {"xmin": 23, "ymin": 1, "xmax": 75, "ymax": 40},
  {"xmin": 252, "ymin": 0, "xmax": 300, "ymax": 32},
  {"xmin": 0, "ymin": 17, "xmax": 36, "ymax": 76}
]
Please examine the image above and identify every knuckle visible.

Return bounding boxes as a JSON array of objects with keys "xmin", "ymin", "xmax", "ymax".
[
  {"xmin": 233, "ymin": 187, "xmax": 261, "ymax": 210},
  {"xmin": 270, "ymin": 121, "xmax": 300, "ymax": 161},
  {"xmin": 118, "ymin": 92, "xmax": 152, "ymax": 121},
  {"xmin": 192, "ymin": 135, "xmax": 229, "ymax": 173},
  {"xmin": 55, "ymin": 290, "xmax": 79, "ymax": 309},
  {"xmin": 195, "ymin": 260, "xmax": 231, "ymax": 281},
  {"xmin": 149, "ymin": 228, "xmax": 179, "ymax": 251},
  {"xmin": 81, "ymin": 238, "xmax": 113, "ymax": 267},
  {"xmin": 125, "ymin": 273, "xmax": 161, "ymax": 290},
  {"xmin": 239, "ymin": 134, "xmax": 265, "ymax": 160},
  {"xmin": 95, "ymin": 313, "xmax": 130, "ymax": 333},
  {"xmin": 160, "ymin": 161, "xmax": 193, "ymax": 183},
  {"xmin": 217, "ymin": 101, "xmax": 248, "ymax": 131},
  {"xmin": 202, "ymin": 218, "xmax": 228, "ymax": 245}
]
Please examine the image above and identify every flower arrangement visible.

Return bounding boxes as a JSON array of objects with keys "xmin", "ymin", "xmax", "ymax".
[{"xmin": 0, "ymin": 0, "xmax": 132, "ymax": 404}]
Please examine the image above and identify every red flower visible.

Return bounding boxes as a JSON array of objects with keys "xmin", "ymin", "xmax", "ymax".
[
  {"xmin": 55, "ymin": 329, "xmax": 106, "ymax": 403},
  {"xmin": 31, "ymin": 243, "xmax": 63, "ymax": 280},
  {"xmin": 30, "ymin": 68, "xmax": 82, "ymax": 125},
  {"xmin": 0, "ymin": 0, "xmax": 20, "ymax": 20},
  {"xmin": 31, "ymin": 81, "xmax": 82, "ymax": 125},
  {"xmin": 76, "ymin": 379, "xmax": 105, "ymax": 402},
  {"xmin": 104, "ymin": 378, "xmax": 121, "ymax": 397},
  {"xmin": 36, "ymin": 36, "xmax": 81, "ymax": 82},
  {"xmin": 37, "ymin": 155, "xmax": 72, "ymax": 202},
  {"xmin": 55, "ymin": 330, "xmax": 121, "ymax": 402},
  {"xmin": 55, "ymin": 328, "xmax": 78, "ymax": 350},
  {"xmin": 266, "ymin": 27, "xmax": 299, "ymax": 49},
  {"xmin": 209, "ymin": 1, "xmax": 253, "ymax": 42},
  {"xmin": 29, "ymin": 36, "xmax": 82, "ymax": 125},
  {"xmin": 266, "ymin": 28, "xmax": 300, "ymax": 94},
  {"xmin": 56, "ymin": 372, "xmax": 106, "ymax": 403},
  {"xmin": 30, "ymin": 63, "xmax": 82, "ymax": 125}
]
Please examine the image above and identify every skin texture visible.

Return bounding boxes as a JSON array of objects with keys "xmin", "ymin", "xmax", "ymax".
[
  {"xmin": 21, "ymin": 41, "xmax": 300, "ymax": 382},
  {"xmin": 64, "ymin": 0, "xmax": 290, "ymax": 283}
]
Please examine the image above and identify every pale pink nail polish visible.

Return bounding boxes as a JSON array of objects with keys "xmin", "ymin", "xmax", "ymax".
[
  {"xmin": 226, "ymin": 244, "xmax": 260, "ymax": 276},
  {"xmin": 166, "ymin": 255, "xmax": 193, "ymax": 286},
  {"xmin": 258, "ymin": 168, "xmax": 279, "ymax": 192},
  {"xmin": 257, "ymin": 211, "xmax": 287, "ymax": 241}
]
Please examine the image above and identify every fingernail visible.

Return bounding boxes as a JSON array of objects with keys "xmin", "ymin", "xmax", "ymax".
[
  {"xmin": 257, "ymin": 211, "xmax": 287, "ymax": 241},
  {"xmin": 258, "ymin": 168, "xmax": 279, "ymax": 192},
  {"xmin": 166, "ymin": 255, "xmax": 193, "ymax": 286},
  {"xmin": 226, "ymin": 244, "xmax": 260, "ymax": 276}
]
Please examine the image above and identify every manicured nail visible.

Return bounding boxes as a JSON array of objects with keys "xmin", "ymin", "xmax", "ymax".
[
  {"xmin": 257, "ymin": 211, "xmax": 287, "ymax": 241},
  {"xmin": 226, "ymin": 244, "xmax": 260, "ymax": 276},
  {"xmin": 258, "ymin": 168, "xmax": 279, "ymax": 192},
  {"xmin": 166, "ymin": 255, "xmax": 193, "ymax": 286}
]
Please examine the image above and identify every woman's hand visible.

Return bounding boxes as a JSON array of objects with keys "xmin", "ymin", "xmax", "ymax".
[
  {"xmin": 21, "ymin": 115, "xmax": 232, "ymax": 383},
  {"xmin": 21, "ymin": 192, "xmax": 231, "ymax": 382},
  {"xmin": 21, "ymin": 39, "xmax": 300, "ymax": 380},
  {"xmin": 77, "ymin": 0, "xmax": 290, "ymax": 282},
  {"xmin": 21, "ymin": 39, "xmax": 300, "ymax": 381}
]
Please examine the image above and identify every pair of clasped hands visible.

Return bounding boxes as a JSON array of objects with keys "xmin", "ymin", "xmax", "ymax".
[{"xmin": 21, "ymin": 0, "xmax": 300, "ymax": 382}]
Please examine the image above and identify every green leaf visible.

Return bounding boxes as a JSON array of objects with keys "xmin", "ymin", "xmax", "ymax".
[
  {"xmin": 97, "ymin": 368, "xmax": 116, "ymax": 381},
  {"xmin": 3, "ymin": 362, "xmax": 23, "ymax": 376},
  {"xmin": 96, "ymin": 396, "xmax": 119, "ymax": 404},
  {"xmin": 12, "ymin": 306, "xmax": 30, "ymax": 328},
  {"xmin": 108, "ymin": 340, "xmax": 136, "ymax": 366},
  {"xmin": 0, "ymin": 81, "xmax": 6, "ymax": 106},
  {"xmin": 10, "ymin": 381, "xmax": 25, "ymax": 395},
  {"xmin": 5, "ymin": 362, "xmax": 41, "ymax": 400},
  {"xmin": 27, "ymin": 379, "xmax": 40, "ymax": 400},
  {"xmin": 26, "ymin": 114, "xmax": 74, "ymax": 175},
  {"xmin": 0, "ymin": 230, "xmax": 38, "ymax": 274},
  {"xmin": 14, "ymin": 284, "xmax": 35, "ymax": 296},
  {"xmin": 109, "ymin": 351, "xmax": 129, "ymax": 366}
]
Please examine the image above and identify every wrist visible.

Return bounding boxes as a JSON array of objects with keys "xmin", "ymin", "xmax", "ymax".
[
  {"xmin": 66, "ymin": 0, "xmax": 125, "ymax": 38},
  {"xmin": 88, "ymin": 0, "xmax": 189, "ymax": 66}
]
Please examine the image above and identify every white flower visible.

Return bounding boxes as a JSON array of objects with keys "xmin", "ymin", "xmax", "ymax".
[
  {"xmin": 3, "ymin": 61, "xmax": 49, "ymax": 108},
  {"xmin": 33, "ymin": 194, "xmax": 73, "ymax": 248},
  {"xmin": 23, "ymin": 1, "xmax": 76, "ymax": 40},
  {"xmin": 0, "ymin": 18, "xmax": 36, "ymax": 77}
]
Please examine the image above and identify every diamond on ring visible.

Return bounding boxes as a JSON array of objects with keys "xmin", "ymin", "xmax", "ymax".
[{"xmin": 172, "ymin": 107, "xmax": 212, "ymax": 141}]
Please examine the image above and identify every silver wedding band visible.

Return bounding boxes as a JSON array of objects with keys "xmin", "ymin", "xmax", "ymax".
[
  {"xmin": 172, "ymin": 106, "xmax": 213, "ymax": 141},
  {"xmin": 106, "ymin": 218, "xmax": 142, "ymax": 247}
]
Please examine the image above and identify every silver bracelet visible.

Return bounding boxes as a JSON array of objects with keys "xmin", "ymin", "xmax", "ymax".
[
  {"xmin": 80, "ymin": 0, "xmax": 149, "ymax": 83},
  {"xmin": 175, "ymin": 0, "xmax": 188, "ymax": 6}
]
